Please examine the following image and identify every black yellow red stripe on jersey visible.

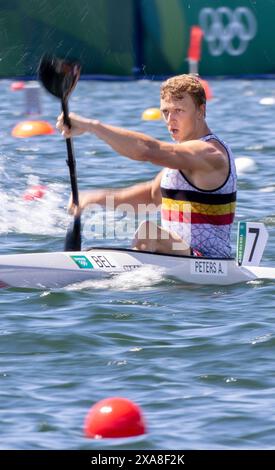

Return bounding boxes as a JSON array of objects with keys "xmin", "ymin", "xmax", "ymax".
[{"xmin": 161, "ymin": 188, "xmax": 236, "ymax": 226}]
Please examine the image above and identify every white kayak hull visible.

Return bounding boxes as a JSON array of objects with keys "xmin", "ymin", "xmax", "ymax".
[{"xmin": 0, "ymin": 247, "xmax": 274, "ymax": 289}]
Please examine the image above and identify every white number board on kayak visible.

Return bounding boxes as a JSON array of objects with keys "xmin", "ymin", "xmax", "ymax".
[{"xmin": 237, "ymin": 222, "xmax": 268, "ymax": 266}]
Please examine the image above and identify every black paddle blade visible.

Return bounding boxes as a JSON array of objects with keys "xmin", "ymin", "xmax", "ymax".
[
  {"xmin": 38, "ymin": 54, "xmax": 81, "ymax": 101},
  {"xmin": 64, "ymin": 216, "xmax": 81, "ymax": 252}
]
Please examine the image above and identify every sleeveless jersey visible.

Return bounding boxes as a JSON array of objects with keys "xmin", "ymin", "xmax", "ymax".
[{"xmin": 160, "ymin": 134, "xmax": 237, "ymax": 258}]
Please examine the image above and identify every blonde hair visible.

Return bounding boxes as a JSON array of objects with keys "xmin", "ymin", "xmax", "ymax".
[{"xmin": 160, "ymin": 74, "xmax": 206, "ymax": 108}]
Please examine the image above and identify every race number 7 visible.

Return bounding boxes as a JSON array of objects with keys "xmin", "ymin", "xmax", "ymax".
[{"xmin": 247, "ymin": 227, "xmax": 259, "ymax": 262}]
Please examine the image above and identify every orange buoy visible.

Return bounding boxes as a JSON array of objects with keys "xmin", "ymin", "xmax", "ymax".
[
  {"xmin": 23, "ymin": 185, "xmax": 47, "ymax": 201},
  {"xmin": 10, "ymin": 81, "xmax": 25, "ymax": 91},
  {"xmin": 84, "ymin": 397, "xmax": 147, "ymax": 439},
  {"xmin": 12, "ymin": 120, "xmax": 54, "ymax": 138}
]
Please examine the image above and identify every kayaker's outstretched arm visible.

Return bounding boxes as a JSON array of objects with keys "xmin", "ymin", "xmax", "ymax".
[{"xmin": 56, "ymin": 111, "xmax": 225, "ymax": 175}]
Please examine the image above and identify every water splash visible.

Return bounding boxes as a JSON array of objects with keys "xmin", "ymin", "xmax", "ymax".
[{"xmin": 66, "ymin": 265, "xmax": 166, "ymax": 291}]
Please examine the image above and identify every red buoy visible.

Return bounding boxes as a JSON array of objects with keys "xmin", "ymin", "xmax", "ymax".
[
  {"xmin": 10, "ymin": 81, "xmax": 25, "ymax": 91},
  {"xmin": 84, "ymin": 397, "xmax": 147, "ymax": 439},
  {"xmin": 23, "ymin": 185, "xmax": 47, "ymax": 201},
  {"xmin": 198, "ymin": 78, "xmax": 213, "ymax": 101}
]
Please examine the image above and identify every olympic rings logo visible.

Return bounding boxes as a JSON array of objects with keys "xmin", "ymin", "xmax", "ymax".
[{"xmin": 199, "ymin": 7, "xmax": 257, "ymax": 56}]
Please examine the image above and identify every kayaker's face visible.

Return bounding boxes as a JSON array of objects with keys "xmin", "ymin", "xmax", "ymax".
[{"xmin": 160, "ymin": 94, "xmax": 205, "ymax": 142}]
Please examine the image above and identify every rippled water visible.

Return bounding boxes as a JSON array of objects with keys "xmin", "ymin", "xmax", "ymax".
[{"xmin": 1, "ymin": 78, "xmax": 275, "ymax": 450}]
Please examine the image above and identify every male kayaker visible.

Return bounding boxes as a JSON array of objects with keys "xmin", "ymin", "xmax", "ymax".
[{"xmin": 56, "ymin": 74, "xmax": 236, "ymax": 258}]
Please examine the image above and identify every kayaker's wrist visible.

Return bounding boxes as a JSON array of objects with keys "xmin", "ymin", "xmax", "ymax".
[{"xmin": 87, "ymin": 119, "xmax": 100, "ymax": 134}]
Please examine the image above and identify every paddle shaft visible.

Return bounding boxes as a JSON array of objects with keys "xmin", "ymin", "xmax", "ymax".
[
  {"xmin": 61, "ymin": 99, "xmax": 81, "ymax": 251},
  {"xmin": 61, "ymin": 100, "xmax": 79, "ymax": 207}
]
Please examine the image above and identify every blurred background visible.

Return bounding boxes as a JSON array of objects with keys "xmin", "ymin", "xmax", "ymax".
[{"xmin": 0, "ymin": 0, "xmax": 274, "ymax": 79}]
